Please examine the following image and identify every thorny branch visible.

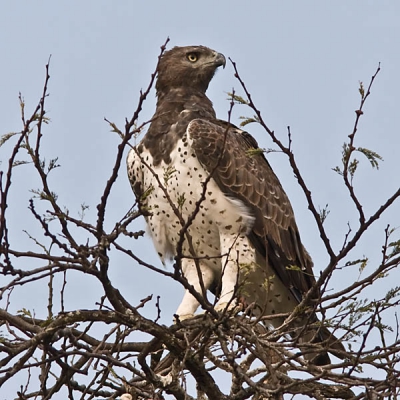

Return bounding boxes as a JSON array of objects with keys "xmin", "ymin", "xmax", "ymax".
[{"xmin": 0, "ymin": 46, "xmax": 399, "ymax": 400}]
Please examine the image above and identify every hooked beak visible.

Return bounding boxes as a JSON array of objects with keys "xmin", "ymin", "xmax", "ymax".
[{"xmin": 214, "ymin": 52, "xmax": 226, "ymax": 69}]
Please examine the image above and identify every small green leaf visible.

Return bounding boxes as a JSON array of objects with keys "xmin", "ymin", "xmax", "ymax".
[
  {"xmin": 344, "ymin": 257, "xmax": 368, "ymax": 273},
  {"xmin": 385, "ymin": 286, "xmax": 400, "ymax": 302},
  {"xmin": 0, "ymin": 132, "xmax": 18, "ymax": 147},
  {"xmin": 245, "ymin": 147, "xmax": 265, "ymax": 157},
  {"xmin": 226, "ymin": 92, "xmax": 249, "ymax": 105},
  {"xmin": 79, "ymin": 203, "xmax": 89, "ymax": 220},
  {"xmin": 239, "ymin": 115, "xmax": 260, "ymax": 127},
  {"xmin": 359, "ymin": 81, "xmax": 365, "ymax": 99},
  {"xmin": 177, "ymin": 193, "xmax": 186, "ymax": 210},
  {"xmin": 12, "ymin": 160, "xmax": 30, "ymax": 168},
  {"xmin": 341, "ymin": 143, "xmax": 352, "ymax": 165},
  {"xmin": 30, "ymin": 189, "xmax": 58, "ymax": 202},
  {"xmin": 348, "ymin": 158, "xmax": 359, "ymax": 178},
  {"xmin": 163, "ymin": 166, "xmax": 177, "ymax": 185},
  {"xmin": 332, "ymin": 166, "xmax": 343, "ymax": 176},
  {"xmin": 47, "ymin": 157, "xmax": 60, "ymax": 173},
  {"xmin": 388, "ymin": 240, "xmax": 400, "ymax": 259},
  {"xmin": 141, "ymin": 184, "xmax": 155, "ymax": 201},
  {"xmin": 356, "ymin": 147, "xmax": 383, "ymax": 169},
  {"xmin": 318, "ymin": 204, "xmax": 330, "ymax": 224},
  {"xmin": 286, "ymin": 265, "xmax": 302, "ymax": 272}
]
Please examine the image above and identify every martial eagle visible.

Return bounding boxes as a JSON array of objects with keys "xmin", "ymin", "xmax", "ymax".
[{"xmin": 127, "ymin": 45, "xmax": 342, "ymax": 365}]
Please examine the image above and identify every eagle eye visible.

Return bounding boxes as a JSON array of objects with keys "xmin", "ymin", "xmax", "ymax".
[{"xmin": 187, "ymin": 53, "xmax": 198, "ymax": 63}]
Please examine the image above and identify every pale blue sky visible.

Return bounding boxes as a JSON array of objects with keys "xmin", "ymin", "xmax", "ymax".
[{"xmin": 1, "ymin": 2, "xmax": 399, "ymax": 398}]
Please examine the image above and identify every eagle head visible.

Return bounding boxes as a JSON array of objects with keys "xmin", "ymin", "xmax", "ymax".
[{"xmin": 156, "ymin": 45, "xmax": 226, "ymax": 95}]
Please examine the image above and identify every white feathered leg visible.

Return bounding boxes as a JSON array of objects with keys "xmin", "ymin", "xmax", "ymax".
[
  {"xmin": 175, "ymin": 258, "xmax": 215, "ymax": 319},
  {"xmin": 215, "ymin": 233, "xmax": 256, "ymax": 312}
]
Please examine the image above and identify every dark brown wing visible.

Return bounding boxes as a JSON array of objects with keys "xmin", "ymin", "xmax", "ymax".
[{"xmin": 187, "ymin": 118, "xmax": 316, "ymax": 303}]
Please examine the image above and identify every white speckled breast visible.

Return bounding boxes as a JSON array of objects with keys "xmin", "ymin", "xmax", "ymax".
[{"xmin": 127, "ymin": 134, "xmax": 254, "ymax": 264}]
